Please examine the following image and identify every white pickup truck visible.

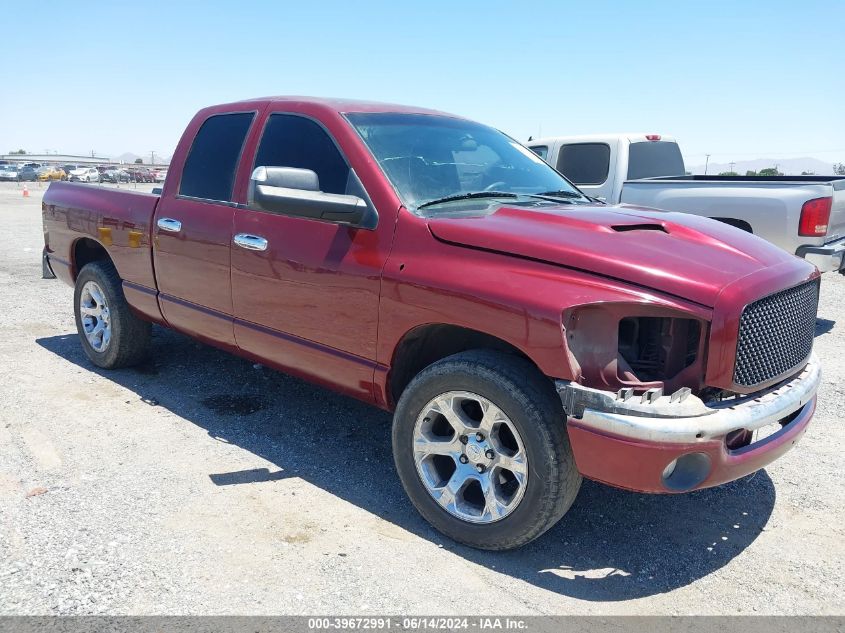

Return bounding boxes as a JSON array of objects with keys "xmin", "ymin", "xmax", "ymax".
[{"xmin": 527, "ymin": 134, "xmax": 845, "ymax": 273}]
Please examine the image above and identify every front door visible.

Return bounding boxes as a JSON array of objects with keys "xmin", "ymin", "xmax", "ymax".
[
  {"xmin": 153, "ymin": 111, "xmax": 256, "ymax": 349},
  {"xmin": 230, "ymin": 113, "xmax": 386, "ymax": 401}
]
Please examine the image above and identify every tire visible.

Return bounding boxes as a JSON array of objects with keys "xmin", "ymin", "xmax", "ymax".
[
  {"xmin": 392, "ymin": 350, "xmax": 581, "ymax": 550},
  {"xmin": 73, "ymin": 260, "xmax": 151, "ymax": 369}
]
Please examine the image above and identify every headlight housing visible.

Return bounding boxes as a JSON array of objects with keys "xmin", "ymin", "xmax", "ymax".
[
  {"xmin": 563, "ymin": 304, "xmax": 708, "ymax": 395},
  {"xmin": 617, "ymin": 316, "xmax": 701, "ymax": 383}
]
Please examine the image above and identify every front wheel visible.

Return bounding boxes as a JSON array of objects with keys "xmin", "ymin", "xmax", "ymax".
[
  {"xmin": 392, "ymin": 350, "xmax": 581, "ymax": 550},
  {"xmin": 74, "ymin": 261, "xmax": 151, "ymax": 368}
]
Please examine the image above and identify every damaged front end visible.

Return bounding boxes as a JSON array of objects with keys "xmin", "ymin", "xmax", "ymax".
[{"xmin": 558, "ymin": 298, "xmax": 820, "ymax": 493}]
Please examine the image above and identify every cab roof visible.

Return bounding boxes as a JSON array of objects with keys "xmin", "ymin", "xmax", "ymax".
[{"xmin": 222, "ymin": 95, "xmax": 461, "ymax": 117}]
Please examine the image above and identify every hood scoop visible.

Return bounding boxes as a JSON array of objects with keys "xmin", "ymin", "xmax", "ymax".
[{"xmin": 611, "ymin": 223, "xmax": 667, "ymax": 233}]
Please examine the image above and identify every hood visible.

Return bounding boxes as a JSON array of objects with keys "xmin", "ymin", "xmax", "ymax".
[{"xmin": 427, "ymin": 204, "xmax": 814, "ymax": 307}]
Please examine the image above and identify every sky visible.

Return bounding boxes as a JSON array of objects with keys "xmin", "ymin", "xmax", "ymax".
[{"xmin": 1, "ymin": 0, "xmax": 843, "ymax": 168}]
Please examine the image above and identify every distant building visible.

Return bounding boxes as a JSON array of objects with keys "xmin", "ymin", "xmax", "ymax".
[
  {"xmin": 0, "ymin": 153, "xmax": 110, "ymax": 165},
  {"xmin": 0, "ymin": 153, "xmax": 169, "ymax": 168}
]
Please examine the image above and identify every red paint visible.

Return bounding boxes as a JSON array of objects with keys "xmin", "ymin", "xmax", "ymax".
[
  {"xmin": 42, "ymin": 97, "xmax": 821, "ymax": 494},
  {"xmin": 427, "ymin": 205, "xmax": 810, "ymax": 309},
  {"xmin": 42, "ymin": 184, "xmax": 159, "ymax": 289}
]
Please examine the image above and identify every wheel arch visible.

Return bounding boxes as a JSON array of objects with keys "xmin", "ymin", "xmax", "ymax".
[
  {"xmin": 387, "ymin": 323, "xmax": 541, "ymax": 408},
  {"xmin": 71, "ymin": 237, "xmax": 113, "ymax": 280},
  {"xmin": 711, "ymin": 217, "xmax": 753, "ymax": 233}
]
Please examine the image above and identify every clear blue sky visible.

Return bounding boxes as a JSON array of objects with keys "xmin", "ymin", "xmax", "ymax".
[{"xmin": 1, "ymin": 0, "xmax": 843, "ymax": 168}]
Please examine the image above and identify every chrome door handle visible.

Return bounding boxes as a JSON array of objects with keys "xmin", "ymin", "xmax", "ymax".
[
  {"xmin": 233, "ymin": 233, "xmax": 268, "ymax": 251},
  {"xmin": 157, "ymin": 218, "xmax": 182, "ymax": 232}
]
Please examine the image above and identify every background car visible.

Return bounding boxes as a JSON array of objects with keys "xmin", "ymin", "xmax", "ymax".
[
  {"xmin": 153, "ymin": 169, "xmax": 167, "ymax": 182},
  {"xmin": 63, "ymin": 164, "xmax": 82, "ymax": 175},
  {"xmin": 0, "ymin": 165, "xmax": 20, "ymax": 181},
  {"xmin": 36, "ymin": 166, "xmax": 67, "ymax": 181},
  {"xmin": 126, "ymin": 167, "xmax": 155, "ymax": 183},
  {"xmin": 100, "ymin": 168, "xmax": 130, "ymax": 183},
  {"xmin": 17, "ymin": 166, "xmax": 38, "ymax": 181},
  {"xmin": 69, "ymin": 167, "xmax": 101, "ymax": 183}
]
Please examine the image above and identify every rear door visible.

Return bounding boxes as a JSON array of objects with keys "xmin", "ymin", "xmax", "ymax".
[{"xmin": 153, "ymin": 110, "xmax": 257, "ymax": 349}]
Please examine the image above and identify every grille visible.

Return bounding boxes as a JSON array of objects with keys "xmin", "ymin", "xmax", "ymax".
[{"xmin": 734, "ymin": 279, "xmax": 819, "ymax": 387}]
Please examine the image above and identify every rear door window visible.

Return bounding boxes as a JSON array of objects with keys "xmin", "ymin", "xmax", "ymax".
[
  {"xmin": 180, "ymin": 112, "xmax": 255, "ymax": 202},
  {"xmin": 627, "ymin": 142, "xmax": 685, "ymax": 179},
  {"xmin": 556, "ymin": 143, "xmax": 610, "ymax": 185}
]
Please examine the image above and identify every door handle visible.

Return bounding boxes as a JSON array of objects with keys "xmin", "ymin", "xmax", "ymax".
[
  {"xmin": 234, "ymin": 233, "xmax": 269, "ymax": 251},
  {"xmin": 157, "ymin": 218, "xmax": 182, "ymax": 232}
]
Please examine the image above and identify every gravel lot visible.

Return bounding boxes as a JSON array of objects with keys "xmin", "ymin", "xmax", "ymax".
[{"xmin": 0, "ymin": 180, "xmax": 843, "ymax": 615}]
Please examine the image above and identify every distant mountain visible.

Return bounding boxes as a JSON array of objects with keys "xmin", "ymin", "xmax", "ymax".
[
  {"xmin": 113, "ymin": 152, "xmax": 170, "ymax": 165},
  {"xmin": 686, "ymin": 157, "xmax": 838, "ymax": 176},
  {"xmin": 115, "ymin": 152, "xmax": 141, "ymax": 164}
]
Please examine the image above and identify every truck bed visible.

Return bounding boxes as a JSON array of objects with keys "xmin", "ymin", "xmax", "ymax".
[
  {"xmin": 637, "ymin": 174, "xmax": 845, "ymax": 184},
  {"xmin": 620, "ymin": 175, "xmax": 845, "ymax": 256},
  {"xmin": 43, "ymin": 182, "xmax": 160, "ymax": 291}
]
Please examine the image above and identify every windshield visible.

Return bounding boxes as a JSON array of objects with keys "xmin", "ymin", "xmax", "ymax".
[{"xmin": 346, "ymin": 113, "xmax": 586, "ymax": 211}]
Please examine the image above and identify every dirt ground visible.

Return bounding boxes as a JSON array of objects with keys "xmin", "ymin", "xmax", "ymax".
[{"xmin": 0, "ymin": 180, "xmax": 843, "ymax": 615}]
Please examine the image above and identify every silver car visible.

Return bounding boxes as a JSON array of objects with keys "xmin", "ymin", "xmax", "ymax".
[{"xmin": 0, "ymin": 164, "xmax": 20, "ymax": 181}]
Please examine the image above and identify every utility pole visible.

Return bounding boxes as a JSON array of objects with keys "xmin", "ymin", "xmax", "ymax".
[
  {"xmin": 729, "ymin": 161, "xmax": 735, "ymax": 173},
  {"xmin": 150, "ymin": 151, "xmax": 156, "ymax": 166},
  {"xmin": 704, "ymin": 154, "xmax": 711, "ymax": 175}
]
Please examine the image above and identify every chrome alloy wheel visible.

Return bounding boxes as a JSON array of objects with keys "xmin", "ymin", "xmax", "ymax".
[
  {"xmin": 79, "ymin": 280, "xmax": 111, "ymax": 352},
  {"xmin": 412, "ymin": 391, "xmax": 528, "ymax": 524}
]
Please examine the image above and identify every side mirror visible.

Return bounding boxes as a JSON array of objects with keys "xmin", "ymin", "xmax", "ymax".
[{"xmin": 248, "ymin": 166, "xmax": 376, "ymax": 228}]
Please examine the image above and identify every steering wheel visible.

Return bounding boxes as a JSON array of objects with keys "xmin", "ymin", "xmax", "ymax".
[{"xmin": 484, "ymin": 181, "xmax": 508, "ymax": 192}]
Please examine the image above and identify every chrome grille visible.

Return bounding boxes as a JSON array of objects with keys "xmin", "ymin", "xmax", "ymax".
[{"xmin": 734, "ymin": 279, "xmax": 819, "ymax": 387}]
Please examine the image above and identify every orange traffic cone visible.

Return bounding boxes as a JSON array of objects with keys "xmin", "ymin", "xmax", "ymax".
[{"xmin": 22, "ymin": 185, "xmax": 29, "ymax": 198}]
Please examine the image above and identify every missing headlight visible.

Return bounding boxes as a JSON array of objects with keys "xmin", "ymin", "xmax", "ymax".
[{"xmin": 618, "ymin": 317, "xmax": 700, "ymax": 383}]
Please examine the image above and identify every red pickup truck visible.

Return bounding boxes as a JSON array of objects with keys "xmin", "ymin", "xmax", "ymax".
[{"xmin": 42, "ymin": 97, "xmax": 822, "ymax": 550}]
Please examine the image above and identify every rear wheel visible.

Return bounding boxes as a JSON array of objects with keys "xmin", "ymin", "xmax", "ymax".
[
  {"xmin": 392, "ymin": 350, "xmax": 581, "ymax": 550},
  {"xmin": 74, "ymin": 261, "xmax": 151, "ymax": 368}
]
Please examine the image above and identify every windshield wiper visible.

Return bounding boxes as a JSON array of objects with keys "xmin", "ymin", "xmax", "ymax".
[
  {"xmin": 417, "ymin": 191, "xmax": 518, "ymax": 210},
  {"xmin": 534, "ymin": 190, "xmax": 584, "ymax": 199}
]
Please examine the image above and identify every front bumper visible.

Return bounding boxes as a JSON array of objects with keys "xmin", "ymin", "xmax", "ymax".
[
  {"xmin": 797, "ymin": 237, "xmax": 845, "ymax": 274},
  {"xmin": 556, "ymin": 355, "xmax": 821, "ymax": 493}
]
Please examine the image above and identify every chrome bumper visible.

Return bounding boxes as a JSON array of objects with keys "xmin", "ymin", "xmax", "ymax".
[
  {"xmin": 556, "ymin": 354, "xmax": 821, "ymax": 444},
  {"xmin": 797, "ymin": 237, "xmax": 845, "ymax": 273}
]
